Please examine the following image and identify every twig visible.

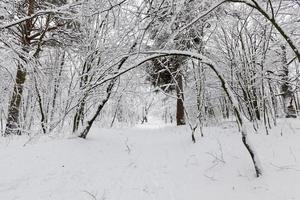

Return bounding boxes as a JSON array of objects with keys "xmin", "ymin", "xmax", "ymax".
[
  {"xmin": 83, "ymin": 190, "xmax": 98, "ymax": 200},
  {"xmin": 125, "ymin": 137, "xmax": 131, "ymax": 154}
]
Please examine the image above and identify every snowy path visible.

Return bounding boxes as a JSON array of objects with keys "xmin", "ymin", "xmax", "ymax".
[{"xmin": 1, "ymin": 120, "xmax": 300, "ymax": 199}]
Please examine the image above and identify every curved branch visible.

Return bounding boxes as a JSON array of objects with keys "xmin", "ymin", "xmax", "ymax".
[
  {"xmin": 228, "ymin": 0, "xmax": 300, "ymax": 62},
  {"xmin": 90, "ymin": 50, "xmax": 262, "ymax": 177}
]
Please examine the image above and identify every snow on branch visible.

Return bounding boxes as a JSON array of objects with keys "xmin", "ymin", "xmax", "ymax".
[
  {"xmin": 165, "ymin": 1, "xmax": 227, "ymax": 44},
  {"xmin": 84, "ymin": 50, "xmax": 262, "ymax": 177},
  {"xmin": 88, "ymin": 50, "xmax": 217, "ymax": 92},
  {"xmin": 177, "ymin": 0, "xmax": 227, "ymax": 33},
  {"xmin": 0, "ymin": 1, "xmax": 83, "ymax": 30}
]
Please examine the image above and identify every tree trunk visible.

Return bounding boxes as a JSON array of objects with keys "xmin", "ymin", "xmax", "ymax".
[
  {"xmin": 176, "ymin": 73, "xmax": 185, "ymax": 125},
  {"xmin": 73, "ymin": 98, "xmax": 86, "ymax": 133},
  {"xmin": 280, "ymin": 45, "xmax": 296, "ymax": 118},
  {"xmin": 4, "ymin": 0, "xmax": 35, "ymax": 135},
  {"xmin": 78, "ymin": 41, "xmax": 137, "ymax": 138},
  {"xmin": 79, "ymin": 81, "xmax": 114, "ymax": 139},
  {"xmin": 50, "ymin": 51, "xmax": 65, "ymax": 123},
  {"xmin": 34, "ymin": 79, "xmax": 47, "ymax": 134},
  {"xmin": 4, "ymin": 65, "xmax": 26, "ymax": 135}
]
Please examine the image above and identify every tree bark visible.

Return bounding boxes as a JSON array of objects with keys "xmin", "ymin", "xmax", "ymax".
[
  {"xmin": 4, "ymin": 65, "xmax": 27, "ymax": 135},
  {"xmin": 176, "ymin": 73, "xmax": 185, "ymax": 125},
  {"xmin": 79, "ymin": 81, "xmax": 114, "ymax": 139},
  {"xmin": 4, "ymin": 0, "xmax": 35, "ymax": 135},
  {"xmin": 280, "ymin": 45, "xmax": 296, "ymax": 118}
]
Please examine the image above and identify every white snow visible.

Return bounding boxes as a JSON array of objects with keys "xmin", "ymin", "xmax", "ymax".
[{"xmin": 1, "ymin": 119, "xmax": 300, "ymax": 200}]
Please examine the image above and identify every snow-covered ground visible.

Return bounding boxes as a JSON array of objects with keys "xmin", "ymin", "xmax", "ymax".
[{"xmin": 1, "ymin": 119, "xmax": 300, "ymax": 200}]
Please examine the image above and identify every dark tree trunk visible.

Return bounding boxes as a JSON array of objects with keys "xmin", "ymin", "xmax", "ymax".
[
  {"xmin": 4, "ymin": 0, "xmax": 35, "ymax": 136},
  {"xmin": 176, "ymin": 73, "xmax": 185, "ymax": 125},
  {"xmin": 211, "ymin": 63, "xmax": 262, "ymax": 177},
  {"xmin": 4, "ymin": 65, "xmax": 26, "ymax": 135},
  {"xmin": 72, "ymin": 51, "xmax": 99, "ymax": 133},
  {"xmin": 252, "ymin": 89, "xmax": 261, "ymax": 121},
  {"xmin": 50, "ymin": 51, "xmax": 65, "ymax": 123},
  {"xmin": 79, "ymin": 80, "xmax": 114, "ymax": 139},
  {"xmin": 73, "ymin": 99, "xmax": 86, "ymax": 133},
  {"xmin": 78, "ymin": 42, "xmax": 137, "ymax": 138},
  {"xmin": 35, "ymin": 80, "xmax": 47, "ymax": 134},
  {"xmin": 280, "ymin": 45, "xmax": 297, "ymax": 118}
]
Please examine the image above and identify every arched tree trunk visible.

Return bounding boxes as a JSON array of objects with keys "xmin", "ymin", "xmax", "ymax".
[
  {"xmin": 229, "ymin": 0, "xmax": 300, "ymax": 63},
  {"xmin": 121, "ymin": 50, "xmax": 263, "ymax": 177}
]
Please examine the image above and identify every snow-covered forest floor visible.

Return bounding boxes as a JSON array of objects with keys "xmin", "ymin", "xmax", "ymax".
[{"xmin": 1, "ymin": 119, "xmax": 300, "ymax": 200}]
